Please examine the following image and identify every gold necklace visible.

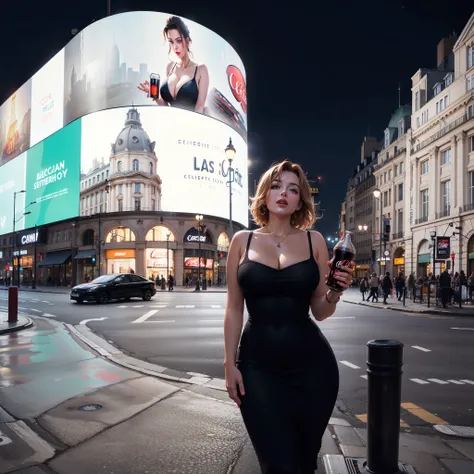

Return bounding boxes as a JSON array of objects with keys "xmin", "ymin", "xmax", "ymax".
[{"xmin": 267, "ymin": 230, "xmax": 291, "ymax": 248}]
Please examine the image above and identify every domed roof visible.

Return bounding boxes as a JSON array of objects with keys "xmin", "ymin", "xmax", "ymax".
[
  {"xmin": 111, "ymin": 108, "xmax": 155, "ymax": 155},
  {"xmin": 387, "ymin": 104, "xmax": 412, "ymax": 129}
]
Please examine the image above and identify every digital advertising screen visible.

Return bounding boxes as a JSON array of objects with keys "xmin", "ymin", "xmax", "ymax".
[{"xmin": 0, "ymin": 11, "xmax": 248, "ymax": 238}]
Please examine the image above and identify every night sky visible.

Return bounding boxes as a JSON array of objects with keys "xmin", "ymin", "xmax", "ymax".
[{"xmin": 1, "ymin": 0, "xmax": 472, "ymax": 238}]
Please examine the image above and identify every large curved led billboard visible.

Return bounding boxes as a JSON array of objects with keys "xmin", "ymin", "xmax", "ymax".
[{"xmin": 0, "ymin": 11, "xmax": 248, "ymax": 236}]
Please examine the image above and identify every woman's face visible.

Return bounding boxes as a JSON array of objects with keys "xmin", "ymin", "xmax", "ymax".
[
  {"xmin": 265, "ymin": 171, "xmax": 301, "ymax": 219},
  {"xmin": 167, "ymin": 28, "xmax": 187, "ymax": 59}
]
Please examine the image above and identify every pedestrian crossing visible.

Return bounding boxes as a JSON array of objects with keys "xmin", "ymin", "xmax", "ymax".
[
  {"xmin": 355, "ymin": 402, "xmax": 449, "ymax": 429},
  {"xmin": 115, "ymin": 304, "xmax": 222, "ymax": 309}
]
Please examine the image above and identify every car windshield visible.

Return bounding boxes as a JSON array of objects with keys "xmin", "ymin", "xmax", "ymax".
[{"xmin": 91, "ymin": 275, "xmax": 117, "ymax": 284}]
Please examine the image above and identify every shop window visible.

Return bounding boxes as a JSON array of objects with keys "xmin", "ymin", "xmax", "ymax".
[
  {"xmin": 146, "ymin": 226, "xmax": 175, "ymax": 241},
  {"xmin": 217, "ymin": 232, "xmax": 230, "ymax": 251},
  {"xmin": 82, "ymin": 229, "xmax": 95, "ymax": 246},
  {"xmin": 105, "ymin": 227, "xmax": 136, "ymax": 243}
]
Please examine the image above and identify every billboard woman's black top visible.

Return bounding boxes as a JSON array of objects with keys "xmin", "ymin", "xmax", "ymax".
[
  {"xmin": 236, "ymin": 230, "xmax": 339, "ymax": 473},
  {"xmin": 160, "ymin": 64, "xmax": 198, "ymax": 111}
]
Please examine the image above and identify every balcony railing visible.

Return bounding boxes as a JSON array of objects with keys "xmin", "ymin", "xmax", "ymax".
[
  {"xmin": 411, "ymin": 109, "xmax": 473, "ymax": 154},
  {"xmin": 392, "ymin": 231, "xmax": 404, "ymax": 240},
  {"xmin": 435, "ymin": 208, "xmax": 451, "ymax": 219},
  {"xmin": 415, "ymin": 216, "xmax": 429, "ymax": 225},
  {"xmin": 463, "ymin": 202, "xmax": 474, "ymax": 212}
]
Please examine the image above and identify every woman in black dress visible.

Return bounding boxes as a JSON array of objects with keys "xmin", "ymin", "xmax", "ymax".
[{"xmin": 224, "ymin": 160, "xmax": 353, "ymax": 473}]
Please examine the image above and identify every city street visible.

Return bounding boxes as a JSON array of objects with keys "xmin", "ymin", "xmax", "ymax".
[{"xmin": 1, "ymin": 287, "xmax": 474, "ymax": 436}]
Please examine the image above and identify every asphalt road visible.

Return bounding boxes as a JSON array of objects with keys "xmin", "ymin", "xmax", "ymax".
[{"xmin": 1, "ymin": 287, "xmax": 474, "ymax": 434}]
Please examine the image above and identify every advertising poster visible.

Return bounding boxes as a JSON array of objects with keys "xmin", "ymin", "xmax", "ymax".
[
  {"xmin": 0, "ymin": 153, "xmax": 27, "ymax": 235},
  {"xmin": 63, "ymin": 11, "xmax": 247, "ymax": 139},
  {"xmin": 0, "ymin": 81, "xmax": 32, "ymax": 166},
  {"xmin": 436, "ymin": 236, "xmax": 451, "ymax": 260},
  {"xmin": 25, "ymin": 120, "xmax": 81, "ymax": 229},
  {"xmin": 30, "ymin": 51, "xmax": 65, "ymax": 147},
  {"xmin": 80, "ymin": 105, "xmax": 248, "ymax": 226}
]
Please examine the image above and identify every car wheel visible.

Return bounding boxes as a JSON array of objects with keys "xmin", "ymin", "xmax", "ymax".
[
  {"xmin": 142, "ymin": 289, "xmax": 152, "ymax": 301},
  {"xmin": 97, "ymin": 292, "xmax": 109, "ymax": 304}
]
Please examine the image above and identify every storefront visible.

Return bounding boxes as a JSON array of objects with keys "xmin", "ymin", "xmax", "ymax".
[
  {"xmin": 39, "ymin": 250, "xmax": 72, "ymax": 286},
  {"xmin": 13, "ymin": 249, "xmax": 32, "ymax": 285},
  {"xmin": 74, "ymin": 249, "xmax": 97, "ymax": 282},
  {"xmin": 106, "ymin": 249, "xmax": 136, "ymax": 274},
  {"xmin": 468, "ymin": 235, "xmax": 474, "ymax": 276},
  {"xmin": 183, "ymin": 226, "xmax": 214, "ymax": 285},
  {"xmin": 393, "ymin": 247, "xmax": 405, "ymax": 275},
  {"xmin": 146, "ymin": 248, "xmax": 174, "ymax": 282},
  {"xmin": 417, "ymin": 240, "xmax": 431, "ymax": 277},
  {"xmin": 15, "ymin": 228, "xmax": 47, "ymax": 286}
]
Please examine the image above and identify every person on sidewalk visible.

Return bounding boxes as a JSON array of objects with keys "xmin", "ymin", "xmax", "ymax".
[
  {"xmin": 367, "ymin": 272, "xmax": 379, "ymax": 302},
  {"xmin": 395, "ymin": 272, "xmax": 406, "ymax": 301},
  {"xmin": 439, "ymin": 269, "xmax": 451, "ymax": 308},
  {"xmin": 359, "ymin": 276, "xmax": 368, "ymax": 301},
  {"xmin": 381, "ymin": 271, "xmax": 393, "ymax": 304},
  {"xmin": 223, "ymin": 160, "xmax": 353, "ymax": 474}
]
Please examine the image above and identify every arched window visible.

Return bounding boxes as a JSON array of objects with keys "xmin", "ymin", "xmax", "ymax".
[
  {"xmin": 217, "ymin": 232, "xmax": 230, "ymax": 251},
  {"xmin": 105, "ymin": 227, "xmax": 136, "ymax": 243},
  {"xmin": 145, "ymin": 226, "xmax": 175, "ymax": 241},
  {"xmin": 149, "ymin": 162, "xmax": 153, "ymax": 175},
  {"xmin": 133, "ymin": 159, "xmax": 139, "ymax": 171},
  {"xmin": 117, "ymin": 161, "xmax": 122, "ymax": 172},
  {"xmin": 82, "ymin": 229, "xmax": 95, "ymax": 246}
]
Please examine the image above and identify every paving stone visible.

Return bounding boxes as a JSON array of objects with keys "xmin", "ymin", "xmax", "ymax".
[
  {"xmin": 339, "ymin": 444, "xmax": 367, "ymax": 458},
  {"xmin": 446, "ymin": 439, "xmax": 474, "ymax": 461},
  {"xmin": 332, "ymin": 425, "xmax": 365, "ymax": 447},
  {"xmin": 399, "ymin": 432, "xmax": 467, "ymax": 459},
  {"xmin": 440, "ymin": 458, "xmax": 474, "ymax": 474},
  {"xmin": 321, "ymin": 428, "xmax": 341, "ymax": 455},
  {"xmin": 397, "ymin": 450, "xmax": 450, "ymax": 474}
]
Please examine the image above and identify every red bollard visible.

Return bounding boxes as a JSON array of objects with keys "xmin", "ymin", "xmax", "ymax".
[{"xmin": 8, "ymin": 286, "xmax": 18, "ymax": 323}]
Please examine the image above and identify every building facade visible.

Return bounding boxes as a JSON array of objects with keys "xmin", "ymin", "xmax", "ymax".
[
  {"xmin": 372, "ymin": 105, "xmax": 412, "ymax": 276},
  {"xmin": 405, "ymin": 16, "xmax": 474, "ymax": 278}
]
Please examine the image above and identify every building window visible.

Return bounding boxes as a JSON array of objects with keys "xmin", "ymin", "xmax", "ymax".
[
  {"xmin": 106, "ymin": 227, "xmax": 136, "ymax": 243},
  {"xmin": 421, "ymin": 189, "xmax": 429, "ymax": 219},
  {"xmin": 468, "ymin": 74, "xmax": 474, "ymax": 92},
  {"xmin": 133, "ymin": 159, "xmax": 139, "ymax": 171},
  {"xmin": 383, "ymin": 191, "xmax": 388, "ymax": 207},
  {"xmin": 151, "ymin": 199, "xmax": 155, "ymax": 210},
  {"xmin": 398, "ymin": 183, "xmax": 403, "ymax": 201},
  {"xmin": 397, "ymin": 210, "xmax": 403, "ymax": 234},
  {"xmin": 384, "ymin": 129, "xmax": 390, "ymax": 148},
  {"xmin": 416, "ymin": 117, "xmax": 420, "ymax": 128},
  {"xmin": 388, "ymin": 169, "xmax": 392, "ymax": 181},
  {"xmin": 469, "ymin": 136, "xmax": 474, "ymax": 153},
  {"xmin": 421, "ymin": 160, "xmax": 429, "ymax": 175},
  {"xmin": 118, "ymin": 200, "xmax": 123, "ymax": 212},
  {"xmin": 145, "ymin": 226, "xmax": 175, "ymax": 241},
  {"xmin": 433, "ymin": 83, "xmax": 442, "ymax": 96},
  {"xmin": 134, "ymin": 183, "xmax": 141, "ymax": 194},
  {"xmin": 441, "ymin": 180, "xmax": 451, "ymax": 213},
  {"xmin": 468, "ymin": 46, "xmax": 474, "ymax": 69},
  {"xmin": 415, "ymin": 91, "xmax": 419, "ymax": 111},
  {"xmin": 134, "ymin": 199, "xmax": 141, "ymax": 211},
  {"xmin": 394, "ymin": 166, "xmax": 398, "ymax": 177},
  {"xmin": 118, "ymin": 184, "xmax": 123, "ymax": 195},
  {"xmin": 400, "ymin": 162, "xmax": 404, "ymax": 173},
  {"xmin": 398, "ymin": 119, "xmax": 405, "ymax": 137},
  {"xmin": 118, "ymin": 161, "xmax": 122, "ymax": 172},
  {"xmin": 445, "ymin": 73, "xmax": 453, "ymax": 87},
  {"xmin": 149, "ymin": 162, "xmax": 153, "ymax": 175},
  {"xmin": 421, "ymin": 110, "xmax": 429, "ymax": 125},
  {"xmin": 469, "ymin": 172, "xmax": 474, "ymax": 204},
  {"xmin": 388, "ymin": 188, "xmax": 392, "ymax": 206},
  {"xmin": 441, "ymin": 149, "xmax": 452, "ymax": 165}
]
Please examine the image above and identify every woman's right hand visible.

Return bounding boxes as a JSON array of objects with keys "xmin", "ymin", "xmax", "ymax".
[
  {"xmin": 225, "ymin": 363, "xmax": 245, "ymax": 407},
  {"xmin": 137, "ymin": 80, "xmax": 150, "ymax": 96}
]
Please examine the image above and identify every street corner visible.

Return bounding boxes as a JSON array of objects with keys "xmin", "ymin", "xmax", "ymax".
[
  {"xmin": 0, "ymin": 312, "xmax": 33, "ymax": 335},
  {"xmin": 0, "ymin": 419, "xmax": 55, "ymax": 473},
  {"xmin": 37, "ymin": 376, "xmax": 180, "ymax": 448}
]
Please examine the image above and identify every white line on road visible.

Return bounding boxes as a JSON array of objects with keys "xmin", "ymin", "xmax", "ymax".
[
  {"xmin": 41, "ymin": 301, "xmax": 49, "ymax": 304},
  {"xmin": 461, "ymin": 379, "xmax": 474, "ymax": 385},
  {"xmin": 80, "ymin": 317, "xmax": 108, "ymax": 325},
  {"xmin": 145, "ymin": 320, "xmax": 175, "ymax": 323},
  {"xmin": 329, "ymin": 316, "xmax": 356, "ymax": 320},
  {"xmin": 150, "ymin": 305, "xmax": 168, "ymax": 308},
  {"xmin": 410, "ymin": 378, "xmax": 430, "ymax": 384},
  {"xmin": 132, "ymin": 310, "xmax": 158, "ymax": 323},
  {"xmin": 339, "ymin": 361, "xmax": 360, "ymax": 369},
  {"xmin": 360, "ymin": 375, "xmax": 368, "ymax": 380},
  {"xmin": 132, "ymin": 305, "xmax": 144, "ymax": 308},
  {"xmin": 176, "ymin": 305, "xmax": 185, "ymax": 308},
  {"xmin": 199, "ymin": 319, "xmax": 223, "ymax": 322},
  {"xmin": 42, "ymin": 313, "xmax": 57, "ymax": 318},
  {"xmin": 211, "ymin": 305, "xmax": 221, "ymax": 308},
  {"xmin": 185, "ymin": 305, "xmax": 195, "ymax": 308},
  {"xmin": 116, "ymin": 305, "xmax": 127, "ymax": 308},
  {"xmin": 447, "ymin": 380, "xmax": 466, "ymax": 385},
  {"xmin": 427, "ymin": 378, "xmax": 449, "ymax": 384},
  {"xmin": 412, "ymin": 345, "xmax": 431, "ymax": 352},
  {"xmin": 29, "ymin": 309, "xmax": 42, "ymax": 313},
  {"xmin": 451, "ymin": 327, "xmax": 474, "ymax": 331}
]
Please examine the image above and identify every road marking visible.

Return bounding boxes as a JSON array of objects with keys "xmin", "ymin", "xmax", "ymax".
[
  {"xmin": 199, "ymin": 319, "xmax": 223, "ymax": 322},
  {"xmin": 360, "ymin": 375, "xmax": 368, "ymax": 380},
  {"xmin": 451, "ymin": 327, "xmax": 474, "ymax": 331},
  {"xmin": 42, "ymin": 313, "xmax": 57, "ymax": 318},
  {"xmin": 339, "ymin": 361, "xmax": 360, "ymax": 369},
  {"xmin": 132, "ymin": 310, "xmax": 158, "ymax": 323},
  {"xmin": 410, "ymin": 378, "xmax": 430, "ymax": 384},
  {"xmin": 187, "ymin": 371, "xmax": 210, "ymax": 377},
  {"xmin": 31, "ymin": 299, "xmax": 39, "ymax": 302},
  {"xmin": 401, "ymin": 402, "xmax": 448, "ymax": 425},
  {"xmin": 132, "ymin": 305, "xmax": 144, "ymax": 308},
  {"xmin": 146, "ymin": 320, "xmax": 175, "ymax": 323},
  {"xmin": 41, "ymin": 301, "xmax": 49, "ymax": 303},
  {"xmin": 185, "ymin": 305, "xmax": 195, "ymax": 308},
  {"xmin": 427, "ymin": 378, "xmax": 449, "ymax": 384},
  {"xmin": 0, "ymin": 344, "xmax": 35, "ymax": 353},
  {"xmin": 412, "ymin": 345, "xmax": 431, "ymax": 352},
  {"xmin": 0, "ymin": 428, "xmax": 12, "ymax": 446},
  {"xmin": 150, "ymin": 305, "xmax": 168, "ymax": 308},
  {"xmin": 329, "ymin": 316, "xmax": 356, "ymax": 320},
  {"xmin": 80, "ymin": 317, "xmax": 108, "ymax": 325},
  {"xmin": 461, "ymin": 379, "xmax": 474, "ymax": 385},
  {"xmin": 176, "ymin": 305, "xmax": 185, "ymax": 308},
  {"xmin": 355, "ymin": 414, "xmax": 408, "ymax": 428},
  {"xmin": 211, "ymin": 305, "xmax": 221, "ymax": 308},
  {"xmin": 447, "ymin": 380, "xmax": 465, "ymax": 385},
  {"xmin": 116, "ymin": 305, "xmax": 127, "ymax": 309},
  {"xmin": 30, "ymin": 309, "xmax": 42, "ymax": 313}
]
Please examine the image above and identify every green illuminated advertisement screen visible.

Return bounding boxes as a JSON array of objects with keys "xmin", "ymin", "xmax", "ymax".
[{"xmin": 25, "ymin": 120, "xmax": 81, "ymax": 228}]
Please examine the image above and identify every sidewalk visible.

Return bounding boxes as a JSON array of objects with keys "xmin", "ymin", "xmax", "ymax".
[
  {"xmin": 1, "ymin": 316, "xmax": 473, "ymax": 474},
  {"xmin": 0, "ymin": 285, "xmax": 227, "ymax": 295},
  {"xmin": 0, "ymin": 311, "xmax": 33, "ymax": 334},
  {"xmin": 343, "ymin": 287, "xmax": 474, "ymax": 317}
]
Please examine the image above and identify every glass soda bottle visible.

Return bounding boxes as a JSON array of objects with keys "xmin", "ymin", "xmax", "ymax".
[{"xmin": 327, "ymin": 231, "xmax": 355, "ymax": 292}]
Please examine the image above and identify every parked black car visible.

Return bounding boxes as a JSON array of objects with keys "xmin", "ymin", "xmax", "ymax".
[{"xmin": 70, "ymin": 274, "xmax": 156, "ymax": 304}]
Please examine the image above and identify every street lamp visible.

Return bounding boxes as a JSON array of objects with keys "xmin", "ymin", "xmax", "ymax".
[
  {"xmin": 373, "ymin": 188, "xmax": 383, "ymax": 276},
  {"xmin": 358, "ymin": 224, "xmax": 368, "ymax": 232},
  {"xmin": 166, "ymin": 231, "xmax": 171, "ymax": 282},
  {"xmin": 223, "ymin": 137, "xmax": 236, "ymax": 239},
  {"xmin": 430, "ymin": 230, "xmax": 437, "ymax": 277},
  {"xmin": 97, "ymin": 179, "xmax": 110, "ymax": 277},
  {"xmin": 195, "ymin": 214, "xmax": 203, "ymax": 291},
  {"xmin": 12, "ymin": 190, "xmax": 26, "ymax": 286}
]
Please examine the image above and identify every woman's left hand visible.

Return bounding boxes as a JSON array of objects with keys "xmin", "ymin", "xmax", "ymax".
[{"xmin": 325, "ymin": 259, "xmax": 354, "ymax": 291}]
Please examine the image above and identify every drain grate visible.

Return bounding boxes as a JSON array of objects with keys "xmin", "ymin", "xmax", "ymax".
[
  {"xmin": 346, "ymin": 458, "xmax": 417, "ymax": 474},
  {"xmin": 434, "ymin": 425, "xmax": 474, "ymax": 438},
  {"xmin": 78, "ymin": 404, "xmax": 103, "ymax": 412}
]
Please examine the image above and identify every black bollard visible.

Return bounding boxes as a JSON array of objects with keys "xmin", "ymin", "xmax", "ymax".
[{"xmin": 366, "ymin": 340, "xmax": 404, "ymax": 474}]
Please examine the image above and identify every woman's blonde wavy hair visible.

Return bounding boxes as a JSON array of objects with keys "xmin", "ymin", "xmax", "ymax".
[{"xmin": 250, "ymin": 160, "xmax": 316, "ymax": 230}]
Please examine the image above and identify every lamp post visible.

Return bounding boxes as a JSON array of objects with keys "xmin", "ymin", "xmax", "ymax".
[
  {"xmin": 430, "ymin": 230, "xmax": 437, "ymax": 278},
  {"xmin": 97, "ymin": 179, "xmax": 110, "ymax": 277},
  {"xmin": 358, "ymin": 224, "xmax": 368, "ymax": 232},
  {"xmin": 12, "ymin": 190, "xmax": 26, "ymax": 287},
  {"xmin": 373, "ymin": 189, "xmax": 383, "ymax": 276},
  {"xmin": 223, "ymin": 138, "xmax": 236, "ymax": 239},
  {"xmin": 166, "ymin": 231, "xmax": 171, "ymax": 281},
  {"xmin": 195, "ymin": 214, "xmax": 203, "ymax": 291},
  {"xmin": 32, "ymin": 225, "xmax": 38, "ymax": 289}
]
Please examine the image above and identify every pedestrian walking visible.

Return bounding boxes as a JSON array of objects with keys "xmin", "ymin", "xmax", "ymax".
[
  {"xmin": 381, "ymin": 271, "xmax": 393, "ymax": 304},
  {"xmin": 359, "ymin": 277, "xmax": 368, "ymax": 301},
  {"xmin": 367, "ymin": 272, "xmax": 379, "ymax": 302},
  {"xmin": 223, "ymin": 160, "xmax": 353, "ymax": 474}
]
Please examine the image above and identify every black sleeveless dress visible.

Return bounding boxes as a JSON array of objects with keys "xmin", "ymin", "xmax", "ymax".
[{"xmin": 237, "ymin": 231, "xmax": 339, "ymax": 474}]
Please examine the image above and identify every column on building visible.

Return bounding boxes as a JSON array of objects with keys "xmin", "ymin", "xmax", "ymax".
[
  {"xmin": 135, "ymin": 242, "xmax": 146, "ymax": 277},
  {"xmin": 175, "ymin": 246, "xmax": 184, "ymax": 286},
  {"xmin": 431, "ymin": 148, "xmax": 439, "ymax": 221},
  {"xmin": 457, "ymin": 131, "xmax": 467, "ymax": 271},
  {"xmin": 413, "ymin": 159, "xmax": 419, "ymax": 224},
  {"xmin": 451, "ymin": 135, "xmax": 458, "ymax": 209}
]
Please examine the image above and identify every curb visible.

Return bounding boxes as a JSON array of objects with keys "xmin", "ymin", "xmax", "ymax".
[
  {"xmin": 64, "ymin": 322, "xmax": 228, "ymax": 392},
  {"xmin": 0, "ymin": 315, "xmax": 34, "ymax": 335},
  {"xmin": 342, "ymin": 298, "xmax": 474, "ymax": 317},
  {"xmin": 0, "ymin": 287, "xmax": 227, "ymax": 295}
]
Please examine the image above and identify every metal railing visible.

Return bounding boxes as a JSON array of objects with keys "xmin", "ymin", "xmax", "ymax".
[
  {"xmin": 463, "ymin": 202, "xmax": 474, "ymax": 212},
  {"xmin": 412, "ymin": 281, "xmax": 472, "ymax": 308},
  {"xmin": 414, "ymin": 216, "xmax": 428, "ymax": 225},
  {"xmin": 436, "ymin": 208, "xmax": 451, "ymax": 219},
  {"xmin": 392, "ymin": 231, "xmax": 404, "ymax": 240}
]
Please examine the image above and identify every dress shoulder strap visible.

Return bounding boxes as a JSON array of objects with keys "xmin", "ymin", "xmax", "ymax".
[
  {"xmin": 307, "ymin": 231, "xmax": 314, "ymax": 258},
  {"xmin": 194, "ymin": 65, "xmax": 198, "ymax": 78},
  {"xmin": 245, "ymin": 232, "xmax": 254, "ymax": 260}
]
